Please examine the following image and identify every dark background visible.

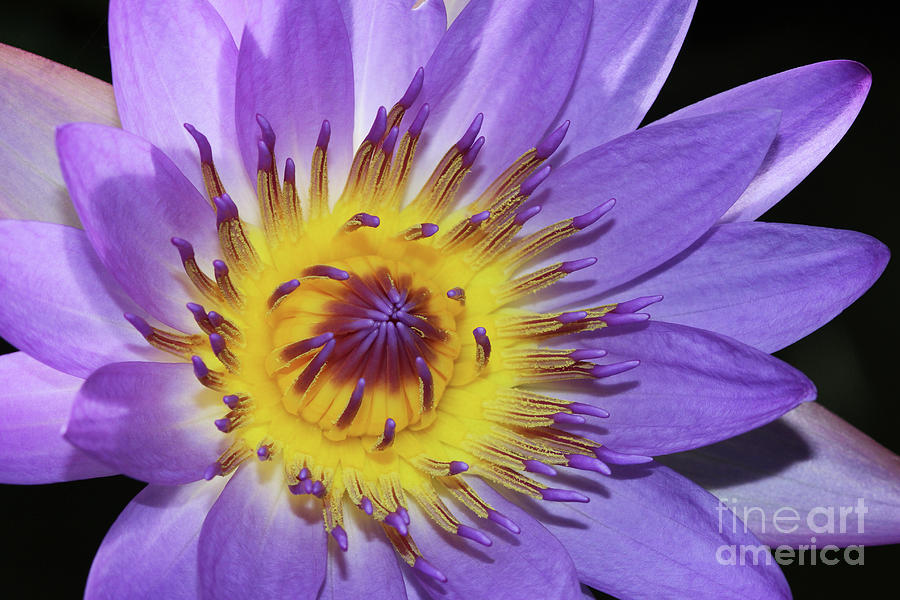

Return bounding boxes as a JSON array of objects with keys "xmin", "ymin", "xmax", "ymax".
[{"xmin": 1, "ymin": 1, "xmax": 896, "ymax": 598}]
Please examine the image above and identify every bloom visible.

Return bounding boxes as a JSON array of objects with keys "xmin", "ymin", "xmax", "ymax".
[{"xmin": 1, "ymin": 0, "xmax": 897, "ymax": 598}]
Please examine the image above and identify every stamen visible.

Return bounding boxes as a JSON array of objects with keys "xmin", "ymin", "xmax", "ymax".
[
  {"xmin": 566, "ymin": 453, "xmax": 611, "ymax": 475},
  {"xmin": 612, "ymin": 295, "xmax": 664, "ymax": 314},
  {"xmin": 183, "ymin": 123, "xmax": 226, "ymax": 202},
  {"xmin": 591, "ymin": 360, "xmax": 640, "ymax": 378},
  {"xmin": 415, "ymin": 357, "xmax": 434, "ymax": 411},
  {"xmin": 593, "ymin": 446, "xmax": 653, "ymax": 465},
  {"xmin": 309, "ymin": 120, "xmax": 330, "ymax": 218},
  {"xmin": 336, "ymin": 378, "xmax": 365, "ymax": 428},
  {"xmin": 342, "ymin": 107, "xmax": 387, "ymax": 202},
  {"xmin": 456, "ymin": 524, "xmax": 492, "ymax": 547},
  {"xmin": 552, "ymin": 412, "xmax": 586, "ymax": 425},
  {"xmin": 222, "ymin": 394, "xmax": 242, "ymax": 409},
  {"xmin": 374, "ymin": 418, "xmax": 397, "ymax": 451},
  {"xmin": 360, "ymin": 496, "xmax": 374, "ymax": 516},
  {"xmin": 301, "ymin": 265, "xmax": 350, "ymax": 280},
  {"xmin": 209, "ymin": 333, "xmax": 240, "ymax": 371},
  {"xmin": 191, "ymin": 355, "xmax": 224, "ymax": 390},
  {"xmin": 535, "ymin": 120, "xmax": 570, "ymax": 160},
  {"xmin": 473, "ymin": 327, "xmax": 491, "ymax": 370},
  {"xmin": 448, "ymin": 461, "xmax": 469, "ymax": 475},
  {"xmin": 257, "ymin": 445, "xmax": 271, "ymax": 461},
  {"xmin": 171, "ymin": 237, "xmax": 222, "ymax": 302},
  {"xmin": 386, "ymin": 67, "xmax": 424, "ymax": 132},
  {"xmin": 486, "ymin": 509, "xmax": 521, "ymax": 534},
  {"xmin": 570, "ymin": 402, "xmax": 610, "ymax": 419},
  {"xmin": 446, "ymin": 287, "xmax": 465, "ymax": 302},
  {"xmin": 494, "ymin": 257, "xmax": 597, "ymax": 304},
  {"xmin": 187, "ymin": 302, "xmax": 215, "ymax": 334},
  {"xmin": 213, "ymin": 259, "xmax": 244, "ymax": 308},
  {"xmin": 213, "ymin": 194, "xmax": 261, "ymax": 273},
  {"xmin": 290, "ymin": 338, "xmax": 336, "ymax": 396},
  {"xmin": 401, "ymin": 223, "xmax": 439, "ymax": 241},
  {"xmin": 523, "ymin": 460, "xmax": 557, "ymax": 477},
  {"xmin": 383, "ymin": 104, "xmax": 430, "ymax": 208},
  {"xmin": 540, "ymin": 488, "xmax": 590, "ymax": 503},
  {"xmin": 331, "ymin": 525, "xmax": 349, "ymax": 552},
  {"xmin": 282, "ymin": 157, "xmax": 302, "ymax": 236},
  {"xmin": 412, "ymin": 557, "xmax": 447, "ymax": 583},
  {"xmin": 343, "ymin": 212, "xmax": 381, "ymax": 232},
  {"xmin": 124, "ymin": 313, "xmax": 200, "ymax": 357},
  {"xmin": 267, "ymin": 279, "xmax": 301, "ymax": 310}
]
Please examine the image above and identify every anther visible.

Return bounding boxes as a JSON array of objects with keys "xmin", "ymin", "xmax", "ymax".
[
  {"xmin": 535, "ymin": 120, "xmax": 570, "ymax": 160},
  {"xmin": 213, "ymin": 194, "xmax": 239, "ymax": 225},
  {"xmin": 457, "ymin": 113, "xmax": 484, "ymax": 152},
  {"xmin": 593, "ymin": 446, "xmax": 653, "ymax": 465},
  {"xmin": 402, "ymin": 223, "xmax": 439, "ymax": 241},
  {"xmin": 192, "ymin": 355, "xmax": 224, "ymax": 389},
  {"xmin": 336, "ymin": 378, "xmax": 365, "ymax": 429},
  {"xmin": 343, "ymin": 212, "xmax": 381, "ymax": 232},
  {"xmin": 448, "ymin": 461, "xmax": 469, "ymax": 475},
  {"xmin": 523, "ymin": 460, "xmax": 557, "ymax": 477},
  {"xmin": 256, "ymin": 446, "xmax": 271, "ymax": 461},
  {"xmin": 590, "ymin": 360, "xmax": 640, "ymax": 378},
  {"xmin": 212, "ymin": 193, "xmax": 260, "ymax": 272},
  {"xmin": 540, "ymin": 488, "xmax": 590, "ymax": 503},
  {"xmin": 519, "ymin": 164, "xmax": 551, "ymax": 197},
  {"xmin": 415, "ymin": 357, "xmax": 434, "ymax": 411},
  {"xmin": 256, "ymin": 139, "xmax": 273, "ymax": 172},
  {"xmin": 397, "ymin": 67, "xmax": 425, "ymax": 108},
  {"xmin": 172, "ymin": 238, "xmax": 221, "ymax": 301},
  {"xmin": 612, "ymin": 295, "xmax": 664, "ymax": 314},
  {"xmin": 187, "ymin": 302, "xmax": 215, "ymax": 333},
  {"xmin": 214, "ymin": 417, "xmax": 230, "ymax": 433},
  {"xmin": 572, "ymin": 198, "xmax": 616, "ymax": 229},
  {"xmin": 365, "ymin": 107, "xmax": 388, "ymax": 144},
  {"xmin": 213, "ymin": 259, "xmax": 243, "ymax": 308},
  {"xmin": 413, "ymin": 557, "xmax": 447, "ymax": 583},
  {"xmin": 309, "ymin": 121, "xmax": 330, "ymax": 218},
  {"xmin": 374, "ymin": 418, "xmax": 397, "ymax": 451},
  {"xmin": 268, "ymin": 279, "xmax": 301, "ymax": 309},
  {"xmin": 381, "ymin": 126, "xmax": 400, "ymax": 155},
  {"xmin": 566, "ymin": 453, "xmax": 612, "ymax": 475},
  {"xmin": 256, "ymin": 113, "xmax": 276, "ymax": 152},
  {"xmin": 487, "ymin": 509, "xmax": 521, "ymax": 534},
  {"xmin": 223, "ymin": 394, "xmax": 241, "ymax": 409},
  {"xmin": 317, "ymin": 120, "xmax": 331, "ymax": 150},
  {"xmin": 473, "ymin": 327, "xmax": 491, "ymax": 369},
  {"xmin": 457, "ymin": 525, "xmax": 492, "ymax": 547},
  {"xmin": 331, "ymin": 525, "xmax": 349, "ymax": 552}
]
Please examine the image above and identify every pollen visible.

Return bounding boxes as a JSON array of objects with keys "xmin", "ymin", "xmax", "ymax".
[{"xmin": 128, "ymin": 69, "xmax": 657, "ymax": 576}]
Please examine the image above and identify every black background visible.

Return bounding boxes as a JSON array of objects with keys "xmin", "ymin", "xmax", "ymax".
[{"xmin": 1, "ymin": 1, "xmax": 897, "ymax": 598}]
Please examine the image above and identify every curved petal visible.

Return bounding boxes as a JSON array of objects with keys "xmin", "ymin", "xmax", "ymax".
[
  {"xmin": 406, "ymin": 482, "xmax": 581, "ymax": 599},
  {"xmin": 64, "ymin": 361, "xmax": 224, "ymax": 485},
  {"xmin": 110, "ymin": 0, "xmax": 255, "ymax": 215},
  {"xmin": 553, "ymin": 0, "xmax": 697, "ymax": 161},
  {"xmin": 546, "ymin": 321, "xmax": 816, "ymax": 455},
  {"xmin": 236, "ymin": 0, "xmax": 355, "ymax": 197},
  {"xmin": 320, "ymin": 511, "xmax": 407, "ymax": 599},
  {"xmin": 337, "ymin": 0, "xmax": 446, "ymax": 148},
  {"xmin": 198, "ymin": 462, "xmax": 327, "ymax": 600},
  {"xmin": 0, "ymin": 220, "xmax": 167, "ymax": 377},
  {"xmin": 598, "ymin": 222, "xmax": 890, "ymax": 353},
  {"xmin": 85, "ymin": 479, "xmax": 226, "ymax": 600},
  {"xmin": 655, "ymin": 60, "xmax": 871, "ymax": 222},
  {"xmin": 443, "ymin": 0, "xmax": 467, "ymax": 24},
  {"xmin": 407, "ymin": 0, "xmax": 592, "ymax": 195},
  {"xmin": 207, "ymin": 0, "xmax": 250, "ymax": 46},
  {"xmin": 0, "ymin": 43, "xmax": 118, "ymax": 226},
  {"xmin": 523, "ymin": 463, "xmax": 790, "ymax": 599},
  {"xmin": 661, "ymin": 403, "xmax": 900, "ymax": 547},
  {"xmin": 0, "ymin": 352, "xmax": 116, "ymax": 484},
  {"xmin": 56, "ymin": 123, "xmax": 219, "ymax": 331},
  {"xmin": 525, "ymin": 109, "xmax": 781, "ymax": 305}
]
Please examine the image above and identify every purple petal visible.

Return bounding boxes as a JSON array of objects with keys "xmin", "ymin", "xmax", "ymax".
[
  {"xmin": 406, "ymin": 483, "xmax": 581, "ymax": 599},
  {"xmin": 336, "ymin": 0, "xmax": 446, "ymax": 147},
  {"xmin": 319, "ymin": 512, "xmax": 407, "ymax": 599},
  {"xmin": 407, "ymin": 0, "xmax": 592, "ymax": 194},
  {"xmin": 0, "ymin": 43, "xmax": 117, "ymax": 226},
  {"xmin": 110, "ymin": 0, "xmax": 255, "ymax": 215},
  {"xmin": 526, "ymin": 463, "xmax": 790, "ymax": 599},
  {"xmin": 64, "ymin": 361, "xmax": 223, "ymax": 485},
  {"xmin": 599, "ymin": 222, "xmax": 889, "ymax": 353},
  {"xmin": 0, "ymin": 352, "xmax": 116, "ymax": 484},
  {"xmin": 549, "ymin": 321, "xmax": 815, "ymax": 455},
  {"xmin": 56, "ymin": 123, "xmax": 218, "ymax": 331},
  {"xmin": 662, "ymin": 403, "xmax": 900, "ymax": 547},
  {"xmin": 0, "ymin": 220, "xmax": 166, "ymax": 377},
  {"xmin": 655, "ymin": 60, "xmax": 871, "ymax": 222},
  {"xmin": 553, "ymin": 0, "xmax": 697, "ymax": 160},
  {"xmin": 207, "ymin": 0, "xmax": 250, "ymax": 46},
  {"xmin": 85, "ymin": 479, "xmax": 225, "ymax": 600},
  {"xmin": 236, "ymin": 0, "xmax": 355, "ymax": 197},
  {"xmin": 198, "ymin": 462, "xmax": 327, "ymax": 599},
  {"xmin": 526, "ymin": 109, "xmax": 780, "ymax": 307}
]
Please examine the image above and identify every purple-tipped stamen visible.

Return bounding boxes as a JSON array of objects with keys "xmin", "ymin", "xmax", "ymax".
[
  {"xmin": 591, "ymin": 360, "xmax": 640, "ymax": 378},
  {"xmin": 572, "ymin": 198, "xmax": 616, "ymax": 229},
  {"xmin": 331, "ymin": 525, "xmax": 348, "ymax": 552},
  {"xmin": 257, "ymin": 445, "xmax": 270, "ymax": 461},
  {"xmin": 415, "ymin": 357, "xmax": 434, "ymax": 409},
  {"xmin": 487, "ymin": 509, "xmax": 521, "ymax": 534},
  {"xmin": 446, "ymin": 287, "xmax": 465, "ymax": 300},
  {"xmin": 569, "ymin": 349, "xmax": 607, "ymax": 361},
  {"xmin": 552, "ymin": 412, "xmax": 586, "ymax": 425},
  {"xmin": 601, "ymin": 312, "xmax": 651, "ymax": 326},
  {"xmin": 557, "ymin": 311, "xmax": 587, "ymax": 324},
  {"xmin": 365, "ymin": 107, "xmax": 388, "ymax": 144},
  {"xmin": 535, "ymin": 120, "xmax": 570, "ymax": 159},
  {"xmin": 612, "ymin": 295, "xmax": 664, "ymax": 314},
  {"xmin": 420, "ymin": 223, "xmax": 440, "ymax": 238},
  {"xmin": 385, "ymin": 511, "xmax": 407, "ymax": 536},
  {"xmin": 409, "ymin": 104, "xmax": 430, "ymax": 138},
  {"xmin": 257, "ymin": 139, "xmax": 273, "ymax": 171},
  {"xmin": 566, "ymin": 453, "xmax": 612, "ymax": 475},
  {"xmin": 171, "ymin": 237, "xmax": 195, "ymax": 262},
  {"xmin": 213, "ymin": 260, "xmax": 230, "ymax": 280},
  {"xmin": 540, "ymin": 488, "xmax": 590, "ymax": 503},
  {"xmin": 448, "ymin": 461, "xmax": 469, "ymax": 475},
  {"xmin": 396, "ymin": 506, "xmax": 410, "ymax": 525},
  {"xmin": 523, "ymin": 459, "xmax": 556, "ymax": 477},
  {"xmin": 223, "ymin": 394, "xmax": 240, "ymax": 409},
  {"xmin": 351, "ymin": 212, "xmax": 381, "ymax": 229},
  {"xmin": 513, "ymin": 205, "xmax": 542, "ymax": 226},
  {"xmin": 519, "ymin": 164, "xmax": 551, "ymax": 197},
  {"xmin": 382, "ymin": 126, "xmax": 400, "ymax": 156},
  {"xmin": 214, "ymin": 418, "xmax": 230, "ymax": 432},
  {"xmin": 457, "ymin": 525, "xmax": 492, "ymax": 547},
  {"xmin": 316, "ymin": 120, "xmax": 331, "ymax": 150},
  {"xmin": 473, "ymin": 327, "xmax": 491, "ymax": 361},
  {"xmin": 461, "ymin": 136, "xmax": 485, "ymax": 168},
  {"xmin": 413, "ymin": 557, "xmax": 447, "ymax": 583},
  {"xmin": 337, "ymin": 378, "xmax": 366, "ymax": 428},
  {"xmin": 560, "ymin": 257, "xmax": 597, "ymax": 274},
  {"xmin": 293, "ymin": 339, "xmax": 336, "ymax": 392},
  {"xmin": 469, "ymin": 210, "xmax": 490, "ymax": 225},
  {"xmin": 209, "ymin": 333, "xmax": 227, "ymax": 355},
  {"xmin": 203, "ymin": 463, "xmax": 222, "ymax": 480},
  {"xmin": 360, "ymin": 496, "xmax": 374, "ymax": 516},
  {"xmin": 191, "ymin": 355, "xmax": 210, "ymax": 379},
  {"xmin": 187, "ymin": 302, "xmax": 207, "ymax": 322},
  {"xmin": 284, "ymin": 157, "xmax": 296, "ymax": 184},
  {"xmin": 456, "ymin": 113, "xmax": 484, "ymax": 151},
  {"xmin": 213, "ymin": 194, "xmax": 239, "ymax": 224},
  {"xmin": 311, "ymin": 480, "xmax": 325, "ymax": 497},
  {"xmin": 269, "ymin": 279, "xmax": 301, "ymax": 307},
  {"xmin": 376, "ymin": 418, "xmax": 397, "ymax": 450},
  {"xmin": 208, "ymin": 311, "xmax": 225, "ymax": 328},
  {"xmin": 398, "ymin": 66, "xmax": 425, "ymax": 108},
  {"xmin": 255, "ymin": 114, "xmax": 276, "ymax": 151},
  {"xmin": 303, "ymin": 265, "xmax": 350, "ymax": 280},
  {"xmin": 593, "ymin": 446, "xmax": 654, "ymax": 465},
  {"xmin": 124, "ymin": 313, "xmax": 153, "ymax": 339},
  {"xmin": 570, "ymin": 402, "xmax": 610, "ymax": 419},
  {"xmin": 183, "ymin": 123, "xmax": 213, "ymax": 163},
  {"xmin": 299, "ymin": 467, "xmax": 310, "ymax": 481}
]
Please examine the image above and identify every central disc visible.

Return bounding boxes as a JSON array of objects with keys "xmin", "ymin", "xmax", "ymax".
[{"xmin": 267, "ymin": 256, "xmax": 461, "ymax": 439}]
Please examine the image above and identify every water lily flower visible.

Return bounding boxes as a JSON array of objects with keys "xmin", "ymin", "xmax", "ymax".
[{"xmin": 1, "ymin": 1, "xmax": 897, "ymax": 599}]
